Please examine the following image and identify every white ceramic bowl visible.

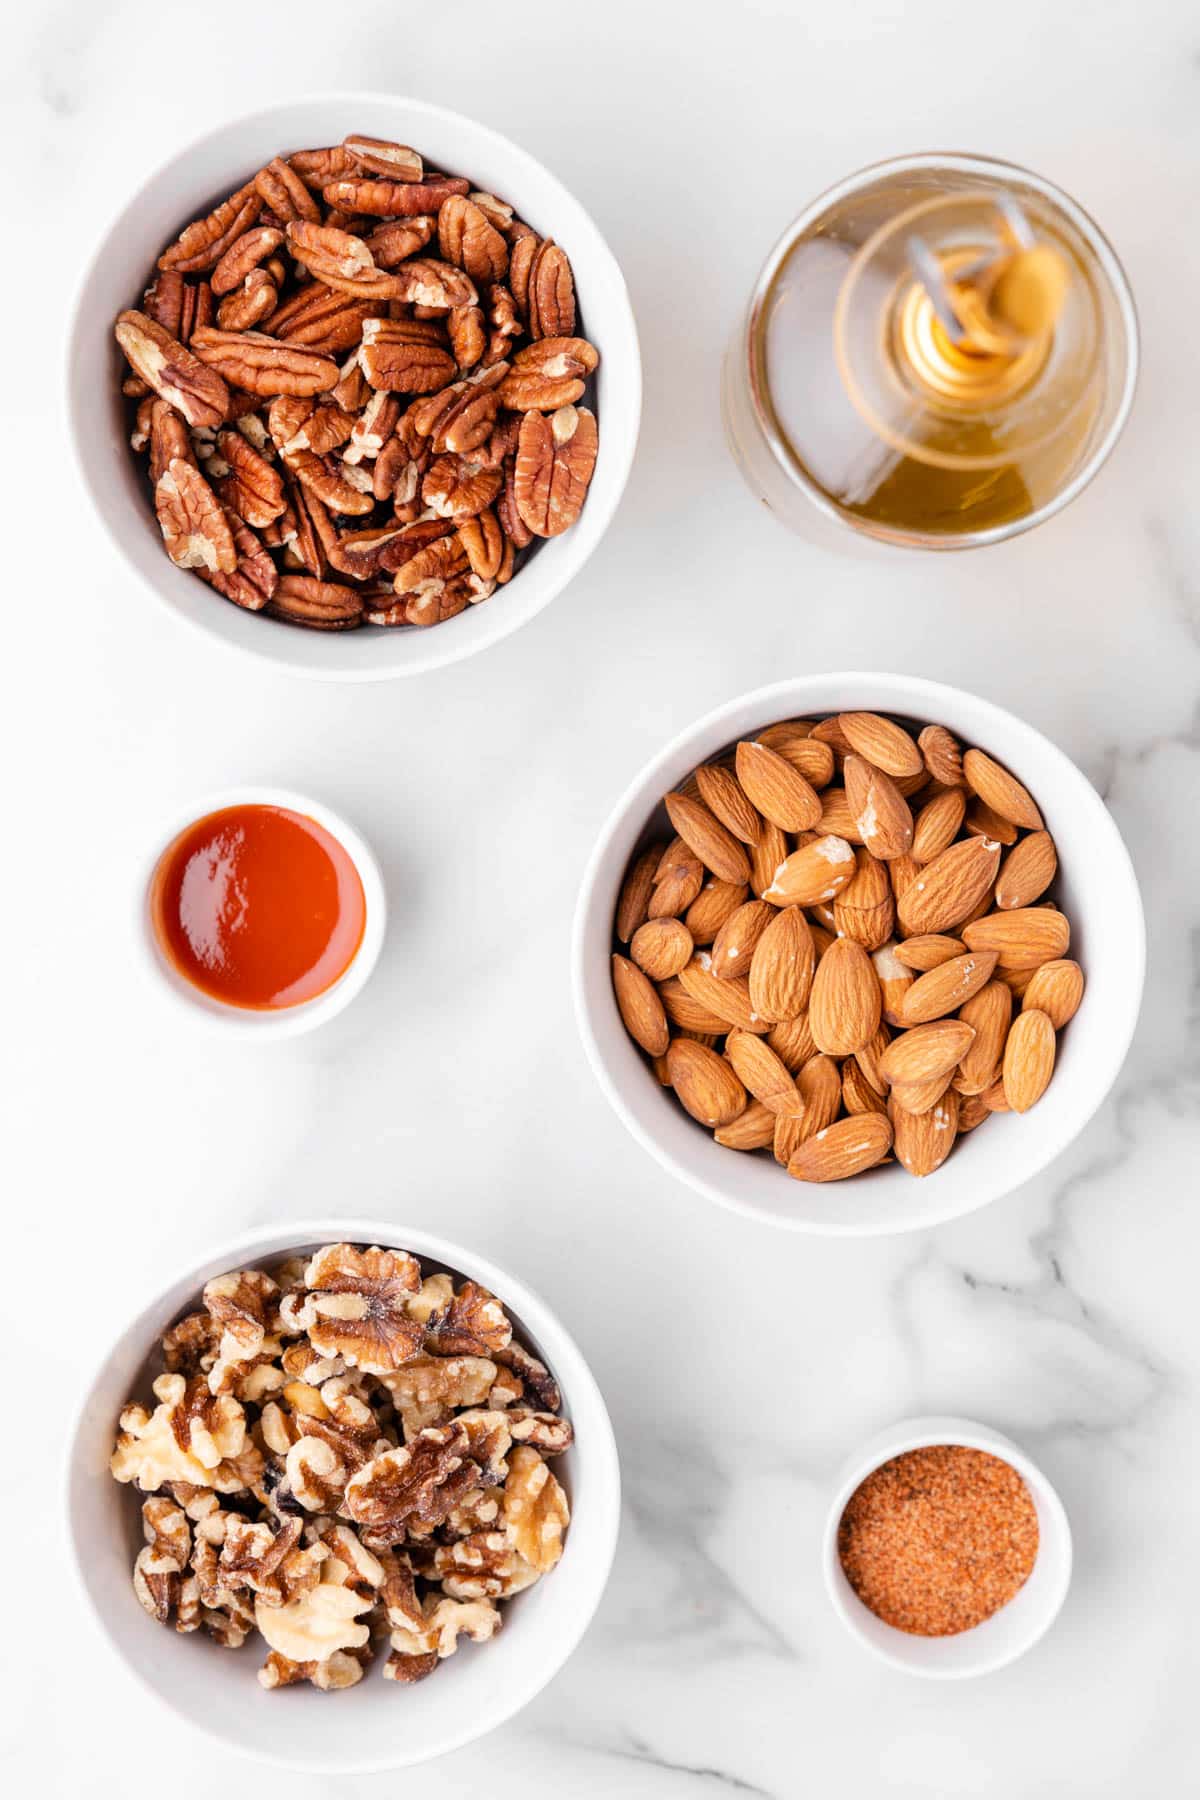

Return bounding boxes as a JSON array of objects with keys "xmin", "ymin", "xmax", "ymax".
[
  {"xmin": 823, "ymin": 1415, "xmax": 1072, "ymax": 1677},
  {"xmin": 138, "ymin": 785, "xmax": 386, "ymax": 1038},
  {"xmin": 573, "ymin": 672, "xmax": 1145, "ymax": 1235},
  {"xmin": 67, "ymin": 95, "xmax": 641, "ymax": 681},
  {"xmin": 64, "ymin": 1219, "xmax": 620, "ymax": 1771}
]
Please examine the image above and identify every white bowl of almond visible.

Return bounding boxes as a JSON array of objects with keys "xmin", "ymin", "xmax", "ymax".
[
  {"xmin": 574, "ymin": 675, "xmax": 1145, "ymax": 1234},
  {"xmin": 67, "ymin": 96, "xmax": 640, "ymax": 679},
  {"xmin": 65, "ymin": 1222, "xmax": 619, "ymax": 1770}
]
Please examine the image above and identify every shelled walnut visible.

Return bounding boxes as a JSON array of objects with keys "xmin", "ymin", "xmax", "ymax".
[
  {"xmin": 612, "ymin": 712, "xmax": 1085, "ymax": 1182},
  {"xmin": 110, "ymin": 1243, "xmax": 573, "ymax": 1693},
  {"xmin": 114, "ymin": 133, "xmax": 599, "ymax": 635}
]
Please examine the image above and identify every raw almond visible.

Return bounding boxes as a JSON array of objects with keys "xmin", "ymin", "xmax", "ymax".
[
  {"xmin": 996, "ymin": 831, "xmax": 1057, "ymax": 909},
  {"xmin": 678, "ymin": 955, "xmax": 768, "ymax": 1033},
  {"xmin": 854, "ymin": 1024, "xmax": 891, "ymax": 1096},
  {"xmin": 918, "ymin": 724, "xmax": 964, "ymax": 787},
  {"xmin": 666, "ymin": 1038, "xmax": 746, "ymax": 1127},
  {"xmin": 810, "ymin": 714, "xmax": 852, "ymax": 759},
  {"xmin": 611, "ymin": 954, "xmax": 669, "ymax": 1056},
  {"xmin": 833, "ymin": 849, "xmax": 895, "ymax": 950},
  {"xmin": 843, "ymin": 1058, "xmax": 887, "ymax": 1116},
  {"xmin": 890, "ymin": 1089, "xmax": 959, "ymax": 1177},
  {"xmin": 888, "ymin": 854, "xmax": 922, "ymax": 902},
  {"xmin": 963, "ymin": 747, "xmax": 1044, "ymax": 830},
  {"xmin": 658, "ymin": 977, "xmax": 728, "ymax": 1034},
  {"xmin": 756, "ymin": 727, "xmax": 834, "ymax": 788},
  {"xmin": 711, "ymin": 898, "xmax": 774, "ymax": 979},
  {"xmin": 664, "ymin": 792, "xmax": 752, "ymax": 885},
  {"xmin": 816, "ymin": 786, "xmax": 865, "ymax": 843},
  {"xmin": 774, "ymin": 1053, "xmax": 840, "ymax": 1163},
  {"xmin": 787, "ymin": 1111, "xmax": 893, "ymax": 1183},
  {"xmin": 962, "ymin": 907, "xmax": 1069, "ymax": 970},
  {"xmin": 958, "ymin": 1091, "xmax": 991, "ymax": 1132},
  {"xmin": 887, "ymin": 1069, "xmax": 956, "ymax": 1116},
  {"xmin": 615, "ymin": 846, "xmax": 660, "ymax": 943},
  {"xmin": 955, "ymin": 980, "xmax": 1012, "ymax": 1095},
  {"xmin": 1021, "ymin": 958, "xmax": 1084, "ymax": 1029},
  {"xmin": 964, "ymin": 800, "xmax": 1018, "ymax": 846},
  {"xmin": 879, "ymin": 1018, "xmax": 975, "ymax": 1089},
  {"xmin": 735, "ymin": 741, "xmax": 822, "ymax": 832},
  {"xmin": 630, "ymin": 917, "xmax": 693, "ymax": 982},
  {"xmin": 1002, "ymin": 1008, "xmax": 1056, "ymax": 1112},
  {"xmin": 685, "ymin": 879, "xmax": 749, "ymax": 944},
  {"xmin": 748, "ymin": 905, "xmax": 815, "ymax": 1021},
  {"xmin": 694, "ymin": 763, "xmax": 761, "ymax": 846},
  {"xmin": 648, "ymin": 838, "xmax": 704, "ymax": 919},
  {"xmin": 894, "ymin": 934, "xmax": 965, "ymax": 972},
  {"xmin": 899, "ymin": 950, "xmax": 998, "ymax": 1025},
  {"xmin": 838, "ymin": 712, "xmax": 924, "ymax": 778},
  {"xmin": 872, "ymin": 941, "xmax": 913, "ymax": 1027},
  {"xmin": 983, "ymin": 1078, "xmax": 1011, "ymax": 1113},
  {"xmin": 809, "ymin": 938, "xmax": 882, "ymax": 1056},
  {"xmin": 763, "ymin": 835, "xmax": 857, "ymax": 907},
  {"xmin": 896, "ymin": 835, "xmax": 1001, "ymax": 936},
  {"xmin": 725, "ymin": 1030, "xmax": 801, "ymax": 1112},
  {"xmin": 766, "ymin": 1011, "xmax": 818, "ymax": 1072},
  {"xmin": 911, "ymin": 786, "xmax": 966, "ymax": 862},
  {"xmin": 749, "ymin": 820, "xmax": 790, "ymax": 900},
  {"xmin": 844, "ymin": 755, "xmax": 914, "ymax": 861},
  {"xmin": 714, "ymin": 1099, "xmax": 776, "ymax": 1150}
]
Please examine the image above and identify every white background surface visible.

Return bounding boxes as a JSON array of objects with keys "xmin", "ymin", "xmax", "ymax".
[{"xmin": 5, "ymin": 1, "xmax": 1199, "ymax": 1793}]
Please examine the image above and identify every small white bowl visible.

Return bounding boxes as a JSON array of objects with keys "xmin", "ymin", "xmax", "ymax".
[
  {"xmin": 823, "ymin": 1415, "xmax": 1072, "ymax": 1678},
  {"xmin": 573, "ymin": 672, "xmax": 1145, "ymax": 1235},
  {"xmin": 64, "ymin": 1219, "xmax": 620, "ymax": 1771},
  {"xmin": 67, "ymin": 94, "xmax": 641, "ymax": 681},
  {"xmin": 138, "ymin": 785, "xmax": 385, "ymax": 1038}
]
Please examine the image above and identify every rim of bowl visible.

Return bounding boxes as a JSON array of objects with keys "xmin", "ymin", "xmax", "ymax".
[
  {"xmin": 62, "ymin": 1216, "xmax": 622, "ymax": 1772},
  {"xmin": 137, "ymin": 785, "xmax": 387, "ymax": 1038},
  {"xmin": 821, "ymin": 1414, "xmax": 1073, "ymax": 1677},
  {"xmin": 65, "ymin": 92, "xmax": 642, "ymax": 683},
  {"xmin": 572, "ymin": 671, "xmax": 1147, "ymax": 1235}
]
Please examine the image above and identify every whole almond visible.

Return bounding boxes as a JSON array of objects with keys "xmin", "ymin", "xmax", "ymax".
[
  {"xmin": 666, "ymin": 1038, "xmax": 746, "ymax": 1127},
  {"xmin": 887, "ymin": 1070, "xmax": 956, "ymax": 1116},
  {"xmin": 735, "ymin": 741, "xmax": 822, "ymax": 832},
  {"xmin": 854, "ymin": 1024, "xmax": 891, "ymax": 1096},
  {"xmin": 711, "ymin": 898, "xmax": 774, "ymax": 979},
  {"xmin": 899, "ymin": 949, "xmax": 998, "ymax": 1025},
  {"xmin": 678, "ymin": 955, "xmax": 767, "ymax": 1033},
  {"xmin": 648, "ymin": 838, "xmax": 704, "ymax": 919},
  {"xmin": 726, "ymin": 1030, "xmax": 801, "ymax": 1112},
  {"xmin": 694, "ymin": 764, "xmax": 761, "ymax": 846},
  {"xmin": 890, "ymin": 1089, "xmax": 959, "ymax": 1177},
  {"xmin": 615, "ymin": 846, "xmax": 660, "ymax": 943},
  {"xmin": 958, "ymin": 1091, "xmax": 992, "ymax": 1133},
  {"xmin": 748, "ymin": 905, "xmax": 815, "ymax": 1022},
  {"xmin": 774, "ymin": 1053, "xmax": 841, "ymax": 1163},
  {"xmin": 659, "ymin": 977, "xmax": 728, "ymax": 1034},
  {"xmin": 749, "ymin": 820, "xmax": 791, "ymax": 900},
  {"xmin": 809, "ymin": 938, "xmax": 882, "ymax": 1056},
  {"xmin": 843, "ymin": 1058, "xmax": 888, "ymax": 1116},
  {"xmin": 879, "ymin": 1018, "xmax": 975, "ymax": 1089},
  {"xmin": 843, "ymin": 755, "xmax": 914, "ymax": 861},
  {"xmin": 889, "ymin": 854, "xmax": 922, "ymax": 902},
  {"xmin": 787, "ymin": 1111, "xmax": 893, "ymax": 1183},
  {"xmin": 714, "ymin": 1100, "xmax": 776, "ymax": 1150},
  {"xmin": 816, "ymin": 787, "xmax": 865, "ymax": 844},
  {"xmin": 911, "ymin": 787, "xmax": 966, "ymax": 862},
  {"xmin": 918, "ymin": 724, "xmax": 964, "ymax": 787},
  {"xmin": 611, "ymin": 954, "xmax": 669, "ymax": 1056},
  {"xmin": 963, "ymin": 747, "xmax": 1044, "ymax": 830},
  {"xmin": 766, "ymin": 1011, "xmax": 818, "ymax": 1072},
  {"xmin": 897, "ymin": 835, "xmax": 1002, "ymax": 936},
  {"xmin": 983, "ymin": 1077, "xmax": 1011, "ymax": 1113},
  {"xmin": 996, "ymin": 831, "xmax": 1057, "ymax": 909},
  {"xmin": 630, "ymin": 917, "xmax": 693, "ymax": 982},
  {"xmin": 872, "ymin": 942, "xmax": 913, "ymax": 1027},
  {"xmin": 1002, "ymin": 1008, "xmax": 1056, "ymax": 1112},
  {"xmin": 810, "ymin": 714, "xmax": 853, "ymax": 759},
  {"xmin": 964, "ymin": 800, "xmax": 1019, "ymax": 846},
  {"xmin": 996, "ymin": 966, "xmax": 1038, "ymax": 1001},
  {"xmin": 838, "ymin": 712, "xmax": 924, "ymax": 778},
  {"xmin": 685, "ymin": 879, "xmax": 749, "ymax": 945},
  {"xmin": 962, "ymin": 907, "xmax": 1070, "ymax": 970},
  {"xmin": 894, "ymin": 934, "xmax": 965, "ymax": 972},
  {"xmin": 1022, "ymin": 959, "xmax": 1084, "ymax": 1029},
  {"xmin": 664, "ymin": 792, "xmax": 751, "ymax": 885},
  {"xmin": 956, "ymin": 979, "xmax": 1012, "ymax": 1095},
  {"xmin": 833, "ymin": 850, "xmax": 895, "ymax": 950},
  {"xmin": 763, "ymin": 835, "xmax": 857, "ymax": 907},
  {"xmin": 756, "ymin": 727, "xmax": 834, "ymax": 788}
]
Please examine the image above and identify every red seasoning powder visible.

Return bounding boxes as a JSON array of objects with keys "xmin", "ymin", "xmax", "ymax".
[{"xmin": 837, "ymin": 1445, "xmax": 1039, "ymax": 1636}]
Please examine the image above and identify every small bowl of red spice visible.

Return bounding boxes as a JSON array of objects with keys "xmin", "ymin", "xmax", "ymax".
[
  {"xmin": 823, "ymin": 1416, "xmax": 1072, "ymax": 1678},
  {"xmin": 141, "ymin": 786, "xmax": 386, "ymax": 1037}
]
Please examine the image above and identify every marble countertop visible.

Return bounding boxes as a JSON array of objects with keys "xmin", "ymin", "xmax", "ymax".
[{"xmin": 8, "ymin": 0, "xmax": 1199, "ymax": 1793}]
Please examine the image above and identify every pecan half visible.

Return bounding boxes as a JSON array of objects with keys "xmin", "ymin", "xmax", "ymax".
[
  {"xmin": 365, "ymin": 217, "xmax": 435, "ymax": 268},
  {"xmin": 190, "ymin": 327, "xmax": 338, "ymax": 397},
  {"xmin": 285, "ymin": 221, "xmax": 409, "ymax": 300},
  {"xmin": 288, "ymin": 146, "xmax": 362, "ymax": 190},
  {"xmin": 448, "ymin": 304, "xmax": 486, "ymax": 371},
  {"xmin": 510, "ymin": 235, "xmax": 577, "ymax": 339},
  {"xmin": 280, "ymin": 443, "xmax": 376, "ymax": 516},
  {"xmin": 266, "ymin": 573, "xmax": 363, "ymax": 630},
  {"xmin": 438, "ymin": 195, "xmax": 508, "ymax": 283},
  {"xmin": 514, "ymin": 405, "xmax": 598, "ymax": 537},
  {"xmin": 342, "ymin": 134, "xmax": 423, "ymax": 181},
  {"xmin": 214, "ymin": 428, "xmax": 286, "ymax": 529},
  {"xmin": 457, "ymin": 509, "xmax": 505, "ymax": 583},
  {"xmin": 390, "ymin": 531, "xmax": 468, "ymax": 595},
  {"xmin": 114, "ymin": 311, "xmax": 230, "ymax": 430},
  {"xmin": 253, "ymin": 157, "xmax": 322, "ymax": 224},
  {"xmin": 422, "ymin": 456, "xmax": 502, "ymax": 522},
  {"xmin": 359, "ymin": 318, "xmax": 456, "ymax": 394},
  {"xmin": 154, "ymin": 458, "xmax": 237, "ymax": 573},
  {"xmin": 202, "ymin": 511, "xmax": 278, "ymax": 612},
  {"xmin": 321, "ymin": 175, "xmax": 469, "ymax": 218},
  {"xmin": 211, "ymin": 226, "xmax": 284, "ymax": 297},
  {"xmin": 145, "ymin": 400, "xmax": 196, "ymax": 484},
  {"xmin": 499, "ymin": 336, "xmax": 598, "ymax": 410},
  {"xmin": 215, "ymin": 269, "xmax": 277, "ymax": 332},
  {"xmin": 270, "ymin": 285, "xmax": 385, "ymax": 354},
  {"xmin": 158, "ymin": 183, "xmax": 262, "ymax": 273}
]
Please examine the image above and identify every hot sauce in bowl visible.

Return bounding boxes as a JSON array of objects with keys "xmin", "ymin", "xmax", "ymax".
[{"xmin": 150, "ymin": 804, "xmax": 367, "ymax": 1011}]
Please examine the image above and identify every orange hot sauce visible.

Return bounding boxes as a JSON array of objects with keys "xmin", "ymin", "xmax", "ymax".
[{"xmin": 150, "ymin": 805, "xmax": 366, "ymax": 1010}]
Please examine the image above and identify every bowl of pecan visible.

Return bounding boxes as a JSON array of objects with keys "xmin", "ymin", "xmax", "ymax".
[
  {"xmin": 65, "ymin": 1222, "xmax": 620, "ymax": 1770},
  {"xmin": 573, "ymin": 673, "xmax": 1145, "ymax": 1235},
  {"xmin": 68, "ymin": 96, "xmax": 640, "ymax": 679}
]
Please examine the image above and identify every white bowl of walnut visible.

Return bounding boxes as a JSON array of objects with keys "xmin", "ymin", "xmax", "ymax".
[
  {"xmin": 67, "ymin": 95, "xmax": 641, "ymax": 680},
  {"xmin": 65, "ymin": 1222, "xmax": 620, "ymax": 1770},
  {"xmin": 574, "ymin": 674, "xmax": 1145, "ymax": 1235}
]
